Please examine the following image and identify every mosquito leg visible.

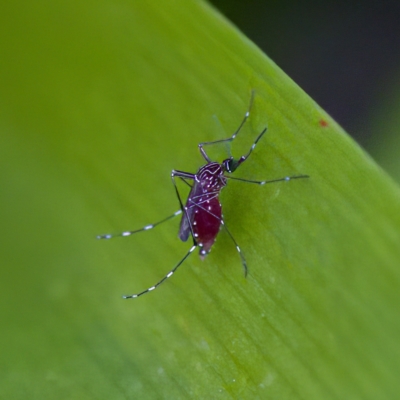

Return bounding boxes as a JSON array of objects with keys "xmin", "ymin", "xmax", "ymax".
[
  {"xmin": 226, "ymin": 174, "xmax": 309, "ymax": 185},
  {"xmin": 222, "ymin": 221, "xmax": 248, "ymax": 277},
  {"xmin": 171, "ymin": 170, "xmax": 197, "ymax": 243},
  {"xmin": 234, "ymin": 127, "xmax": 267, "ymax": 169},
  {"xmin": 97, "ymin": 170, "xmax": 197, "ymax": 241},
  {"xmin": 179, "ymin": 177, "xmax": 193, "ymax": 188},
  {"xmin": 199, "ymin": 89, "xmax": 256, "ymax": 162},
  {"xmin": 96, "ymin": 210, "xmax": 182, "ymax": 240},
  {"xmin": 122, "ymin": 245, "xmax": 197, "ymax": 299},
  {"xmin": 171, "ymin": 170, "xmax": 196, "ymax": 211}
]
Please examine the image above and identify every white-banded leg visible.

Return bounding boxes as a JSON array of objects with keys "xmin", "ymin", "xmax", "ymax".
[
  {"xmin": 96, "ymin": 210, "xmax": 183, "ymax": 240},
  {"xmin": 232, "ymin": 127, "xmax": 267, "ymax": 170},
  {"xmin": 171, "ymin": 169, "xmax": 198, "ymax": 242},
  {"xmin": 122, "ymin": 245, "xmax": 197, "ymax": 299},
  {"xmin": 226, "ymin": 174, "xmax": 309, "ymax": 185},
  {"xmin": 216, "ymin": 174, "xmax": 309, "ymax": 276},
  {"xmin": 120, "ymin": 170, "xmax": 199, "ymax": 299},
  {"xmin": 171, "ymin": 170, "xmax": 196, "ymax": 206},
  {"xmin": 222, "ymin": 220, "xmax": 248, "ymax": 277},
  {"xmin": 199, "ymin": 90, "xmax": 256, "ymax": 162}
]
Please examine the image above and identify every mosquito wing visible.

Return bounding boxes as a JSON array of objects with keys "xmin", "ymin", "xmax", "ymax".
[{"xmin": 179, "ymin": 181, "xmax": 202, "ymax": 242}]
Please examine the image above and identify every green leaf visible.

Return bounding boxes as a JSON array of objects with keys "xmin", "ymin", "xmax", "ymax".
[
  {"xmin": 366, "ymin": 77, "xmax": 400, "ymax": 184},
  {"xmin": 1, "ymin": 1, "xmax": 400, "ymax": 399}
]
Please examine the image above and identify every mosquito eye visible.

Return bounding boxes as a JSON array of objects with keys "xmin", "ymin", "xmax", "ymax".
[
  {"xmin": 223, "ymin": 158, "xmax": 234, "ymax": 173},
  {"xmin": 225, "ymin": 158, "xmax": 240, "ymax": 173}
]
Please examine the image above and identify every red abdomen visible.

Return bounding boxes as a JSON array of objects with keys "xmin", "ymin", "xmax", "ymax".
[{"xmin": 193, "ymin": 196, "xmax": 222, "ymax": 258}]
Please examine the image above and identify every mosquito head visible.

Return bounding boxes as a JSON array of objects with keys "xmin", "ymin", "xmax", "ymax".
[{"xmin": 222, "ymin": 157, "xmax": 239, "ymax": 173}]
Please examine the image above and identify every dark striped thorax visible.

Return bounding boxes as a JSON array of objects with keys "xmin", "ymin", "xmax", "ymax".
[{"xmin": 197, "ymin": 162, "xmax": 227, "ymax": 193}]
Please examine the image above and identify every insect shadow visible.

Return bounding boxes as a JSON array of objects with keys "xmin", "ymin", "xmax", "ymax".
[{"xmin": 97, "ymin": 91, "xmax": 309, "ymax": 299}]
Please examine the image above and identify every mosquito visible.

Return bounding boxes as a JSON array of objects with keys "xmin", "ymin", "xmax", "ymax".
[{"xmin": 97, "ymin": 91, "xmax": 309, "ymax": 298}]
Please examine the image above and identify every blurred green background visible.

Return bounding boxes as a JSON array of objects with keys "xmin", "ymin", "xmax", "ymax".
[
  {"xmin": 211, "ymin": 0, "xmax": 400, "ymax": 182},
  {"xmin": 1, "ymin": 1, "xmax": 400, "ymax": 399}
]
